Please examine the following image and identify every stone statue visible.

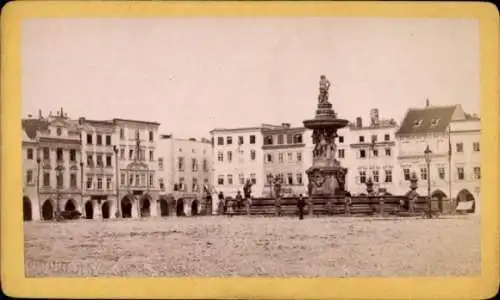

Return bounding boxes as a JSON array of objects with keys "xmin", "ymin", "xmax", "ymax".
[{"xmin": 318, "ymin": 75, "xmax": 331, "ymax": 104}]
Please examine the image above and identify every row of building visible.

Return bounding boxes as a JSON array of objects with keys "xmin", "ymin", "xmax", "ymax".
[{"xmin": 22, "ymin": 100, "xmax": 481, "ymax": 221}]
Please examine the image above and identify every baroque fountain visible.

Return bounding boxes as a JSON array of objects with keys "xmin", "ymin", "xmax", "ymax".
[{"xmin": 304, "ymin": 75, "xmax": 349, "ymax": 197}]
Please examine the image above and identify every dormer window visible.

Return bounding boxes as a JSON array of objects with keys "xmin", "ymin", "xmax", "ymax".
[
  {"xmin": 56, "ymin": 127, "xmax": 62, "ymax": 136},
  {"xmin": 430, "ymin": 119, "xmax": 440, "ymax": 127},
  {"xmin": 412, "ymin": 120, "xmax": 423, "ymax": 128}
]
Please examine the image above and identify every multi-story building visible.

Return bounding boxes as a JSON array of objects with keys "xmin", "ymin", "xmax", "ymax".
[
  {"xmin": 395, "ymin": 101, "xmax": 480, "ymax": 213},
  {"xmin": 262, "ymin": 124, "xmax": 313, "ymax": 197},
  {"xmin": 210, "ymin": 124, "xmax": 279, "ymax": 198},
  {"xmin": 22, "ymin": 109, "xmax": 84, "ymax": 221},
  {"xmin": 338, "ymin": 109, "xmax": 400, "ymax": 195},
  {"xmin": 79, "ymin": 118, "xmax": 118, "ymax": 219},
  {"xmin": 114, "ymin": 118, "xmax": 160, "ymax": 218}
]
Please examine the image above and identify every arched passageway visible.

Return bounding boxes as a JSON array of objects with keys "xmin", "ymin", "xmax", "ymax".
[
  {"xmin": 23, "ymin": 196, "xmax": 32, "ymax": 221},
  {"xmin": 101, "ymin": 201, "xmax": 111, "ymax": 219},
  {"xmin": 42, "ymin": 200, "xmax": 54, "ymax": 220},
  {"xmin": 176, "ymin": 199, "xmax": 185, "ymax": 216},
  {"xmin": 84, "ymin": 201, "xmax": 94, "ymax": 219},
  {"xmin": 140, "ymin": 196, "xmax": 151, "ymax": 217},
  {"xmin": 160, "ymin": 198, "xmax": 169, "ymax": 217},
  {"xmin": 191, "ymin": 200, "xmax": 199, "ymax": 216},
  {"xmin": 456, "ymin": 189, "xmax": 475, "ymax": 213},
  {"xmin": 64, "ymin": 199, "xmax": 76, "ymax": 212},
  {"xmin": 121, "ymin": 197, "xmax": 133, "ymax": 218},
  {"xmin": 432, "ymin": 190, "xmax": 447, "ymax": 213}
]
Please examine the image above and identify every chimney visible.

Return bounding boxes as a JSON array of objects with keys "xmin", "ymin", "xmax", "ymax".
[
  {"xmin": 356, "ymin": 117, "xmax": 363, "ymax": 128},
  {"xmin": 426, "ymin": 98, "xmax": 430, "ymax": 107},
  {"xmin": 38, "ymin": 109, "xmax": 42, "ymax": 119},
  {"xmin": 370, "ymin": 108, "xmax": 379, "ymax": 126},
  {"xmin": 281, "ymin": 123, "xmax": 291, "ymax": 129}
]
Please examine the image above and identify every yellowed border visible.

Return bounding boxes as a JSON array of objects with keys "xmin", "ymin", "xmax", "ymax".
[{"xmin": 1, "ymin": 1, "xmax": 499, "ymax": 299}]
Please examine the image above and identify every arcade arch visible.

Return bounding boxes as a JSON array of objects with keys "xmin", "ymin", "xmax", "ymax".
[
  {"xmin": 159, "ymin": 197, "xmax": 169, "ymax": 217},
  {"xmin": 140, "ymin": 195, "xmax": 151, "ymax": 217},
  {"xmin": 121, "ymin": 196, "xmax": 133, "ymax": 218},
  {"xmin": 191, "ymin": 199, "xmax": 199, "ymax": 216},
  {"xmin": 102, "ymin": 201, "xmax": 111, "ymax": 219},
  {"xmin": 42, "ymin": 199, "xmax": 54, "ymax": 220},
  {"xmin": 176, "ymin": 198, "xmax": 185, "ymax": 216},
  {"xmin": 84, "ymin": 201, "xmax": 93, "ymax": 219}
]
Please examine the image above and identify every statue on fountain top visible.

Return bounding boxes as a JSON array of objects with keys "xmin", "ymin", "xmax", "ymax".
[{"xmin": 318, "ymin": 75, "xmax": 331, "ymax": 104}]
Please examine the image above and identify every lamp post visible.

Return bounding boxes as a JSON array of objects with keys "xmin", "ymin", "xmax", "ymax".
[
  {"xmin": 424, "ymin": 145, "xmax": 432, "ymax": 218},
  {"xmin": 113, "ymin": 145, "xmax": 120, "ymax": 218},
  {"xmin": 55, "ymin": 165, "xmax": 64, "ymax": 221}
]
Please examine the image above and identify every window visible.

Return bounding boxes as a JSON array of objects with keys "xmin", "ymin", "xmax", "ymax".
[
  {"xmin": 296, "ymin": 173, "xmax": 303, "ymax": 185},
  {"xmin": 43, "ymin": 147, "xmax": 50, "ymax": 160},
  {"xmin": 227, "ymin": 151, "xmax": 233, "ymax": 162},
  {"xmin": 339, "ymin": 136, "xmax": 344, "ymax": 143},
  {"xmin": 438, "ymin": 167, "xmax": 446, "ymax": 180},
  {"xmin": 413, "ymin": 120, "xmax": 423, "ymax": 127},
  {"xmin": 135, "ymin": 129, "xmax": 140, "ymax": 140},
  {"xmin": 178, "ymin": 177, "xmax": 185, "ymax": 191},
  {"xmin": 359, "ymin": 170, "xmax": 366, "ymax": 184},
  {"xmin": 293, "ymin": 134, "xmax": 303, "ymax": 144},
  {"xmin": 120, "ymin": 128, "xmax": 125, "ymax": 140},
  {"xmin": 140, "ymin": 149, "xmax": 145, "ymax": 161},
  {"xmin": 69, "ymin": 149, "xmax": 76, "ymax": 162},
  {"xmin": 140, "ymin": 174, "xmax": 146, "ymax": 186},
  {"xmin": 384, "ymin": 134, "xmax": 390, "ymax": 141},
  {"xmin": 106, "ymin": 177, "xmax": 112, "ymax": 190},
  {"xmin": 27, "ymin": 148, "xmax": 33, "ymax": 160},
  {"xmin": 56, "ymin": 148, "xmax": 63, "ymax": 162},
  {"xmin": 372, "ymin": 170, "xmax": 379, "ymax": 183},
  {"xmin": 192, "ymin": 158, "xmax": 198, "ymax": 172},
  {"xmin": 473, "ymin": 142, "xmax": 480, "ymax": 152},
  {"xmin": 106, "ymin": 155, "xmax": 112, "ymax": 167},
  {"xmin": 385, "ymin": 148, "xmax": 391, "ymax": 156},
  {"xmin": 96, "ymin": 154, "xmax": 103, "ymax": 167},
  {"xmin": 203, "ymin": 159, "xmax": 208, "ymax": 172},
  {"xmin": 286, "ymin": 134, "xmax": 293, "ymax": 144},
  {"xmin": 457, "ymin": 167, "xmax": 465, "ymax": 180},
  {"xmin": 217, "ymin": 152, "xmax": 223, "ymax": 162},
  {"xmin": 473, "ymin": 167, "xmax": 481, "ymax": 179},
  {"xmin": 149, "ymin": 174, "xmax": 154, "ymax": 187},
  {"xmin": 43, "ymin": 173, "xmax": 50, "ymax": 187},
  {"xmin": 456, "ymin": 143, "xmax": 464, "ymax": 153},
  {"xmin": 129, "ymin": 149, "xmax": 134, "ymax": 160},
  {"xmin": 287, "ymin": 173, "xmax": 293, "ymax": 185},
  {"xmin": 278, "ymin": 153, "xmax": 284, "ymax": 163},
  {"xmin": 338, "ymin": 149, "xmax": 345, "ymax": 158},
  {"xmin": 191, "ymin": 178, "xmax": 198, "ymax": 192},
  {"xmin": 56, "ymin": 127, "xmax": 62, "ymax": 136},
  {"xmin": 250, "ymin": 173, "xmax": 256, "ymax": 184},
  {"xmin": 26, "ymin": 170, "xmax": 33, "ymax": 184},
  {"xmin": 227, "ymin": 175, "xmax": 233, "ymax": 185},
  {"xmin": 87, "ymin": 154, "xmax": 93, "ymax": 166},
  {"xmin": 250, "ymin": 150, "xmax": 256, "ymax": 161},
  {"xmin": 159, "ymin": 178, "xmax": 165, "ymax": 190},
  {"xmin": 149, "ymin": 131, "xmax": 154, "ymax": 142},
  {"xmin": 178, "ymin": 157, "xmax": 185, "ymax": 171},
  {"xmin": 120, "ymin": 148, "xmax": 125, "ymax": 159},
  {"xmin": 264, "ymin": 136, "xmax": 273, "ymax": 145},
  {"xmin": 297, "ymin": 152, "xmax": 302, "ymax": 162},
  {"xmin": 238, "ymin": 136, "xmax": 244, "ymax": 145},
  {"xmin": 266, "ymin": 153, "xmax": 273, "ymax": 163},
  {"xmin": 157, "ymin": 158, "xmax": 164, "ymax": 170},
  {"xmin": 373, "ymin": 149, "xmax": 378, "ymax": 157},
  {"xmin": 120, "ymin": 173, "xmax": 125, "ymax": 185},
  {"xmin": 86, "ymin": 134, "xmax": 93, "ymax": 145},
  {"xmin": 384, "ymin": 169, "xmax": 392, "ymax": 183},
  {"xmin": 287, "ymin": 152, "xmax": 293, "ymax": 162},
  {"xmin": 250, "ymin": 135, "xmax": 256, "ymax": 144},
  {"xmin": 430, "ymin": 119, "xmax": 440, "ymax": 127},
  {"xmin": 359, "ymin": 136, "xmax": 365, "ymax": 143},
  {"xmin": 227, "ymin": 136, "xmax": 233, "ymax": 145},
  {"xmin": 70, "ymin": 173, "xmax": 77, "ymax": 188},
  {"xmin": 218, "ymin": 175, "xmax": 224, "ymax": 185},
  {"xmin": 403, "ymin": 168, "xmax": 411, "ymax": 181},
  {"xmin": 129, "ymin": 174, "xmax": 134, "ymax": 185},
  {"xmin": 86, "ymin": 175, "xmax": 93, "ymax": 189},
  {"xmin": 56, "ymin": 172, "xmax": 64, "ymax": 189},
  {"xmin": 371, "ymin": 135, "xmax": 378, "ymax": 143},
  {"xmin": 359, "ymin": 149, "xmax": 366, "ymax": 158},
  {"xmin": 277, "ymin": 134, "xmax": 284, "ymax": 145},
  {"xmin": 97, "ymin": 176, "xmax": 103, "ymax": 190},
  {"xmin": 149, "ymin": 150, "xmax": 154, "ymax": 161},
  {"xmin": 420, "ymin": 167, "xmax": 428, "ymax": 180},
  {"xmin": 217, "ymin": 137, "xmax": 224, "ymax": 145},
  {"xmin": 239, "ymin": 173, "xmax": 245, "ymax": 185},
  {"xmin": 104, "ymin": 135, "xmax": 111, "ymax": 146},
  {"xmin": 96, "ymin": 134, "xmax": 102, "ymax": 145},
  {"xmin": 266, "ymin": 173, "xmax": 273, "ymax": 184}
]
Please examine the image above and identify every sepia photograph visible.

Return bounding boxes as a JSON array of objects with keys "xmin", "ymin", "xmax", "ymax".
[{"xmin": 18, "ymin": 15, "xmax": 485, "ymax": 280}]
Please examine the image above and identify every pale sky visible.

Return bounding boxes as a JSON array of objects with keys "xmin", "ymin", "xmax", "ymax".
[{"xmin": 22, "ymin": 17, "xmax": 480, "ymax": 139}]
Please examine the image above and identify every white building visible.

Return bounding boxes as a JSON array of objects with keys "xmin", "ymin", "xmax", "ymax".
[{"xmin": 338, "ymin": 109, "xmax": 400, "ymax": 195}]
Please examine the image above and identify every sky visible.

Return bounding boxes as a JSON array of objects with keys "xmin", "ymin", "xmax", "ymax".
[{"xmin": 22, "ymin": 17, "xmax": 480, "ymax": 139}]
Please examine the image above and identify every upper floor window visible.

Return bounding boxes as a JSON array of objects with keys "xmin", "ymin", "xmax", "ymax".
[
  {"xmin": 27, "ymin": 148, "xmax": 34, "ymax": 160},
  {"xmin": 359, "ymin": 136, "xmax": 365, "ymax": 143},
  {"xmin": 106, "ymin": 155, "xmax": 112, "ymax": 168},
  {"xmin": 457, "ymin": 167, "xmax": 465, "ymax": 180},
  {"xmin": 277, "ymin": 134, "xmax": 284, "ymax": 145},
  {"xmin": 56, "ymin": 127, "xmax": 62, "ymax": 136},
  {"xmin": 203, "ymin": 159, "xmax": 208, "ymax": 172},
  {"xmin": 473, "ymin": 142, "xmax": 480, "ymax": 152},
  {"xmin": 158, "ymin": 158, "xmax": 164, "ymax": 170},
  {"xmin": 86, "ymin": 134, "xmax": 93, "ymax": 145},
  {"xmin": 297, "ymin": 152, "xmax": 302, "ymax": 161},
  {"xmin": 217, "ymin": 175, "xmax": 224, "ymax": 185},
  {"xmin": 249, "ymin": 135, "xmax": 256, "ymax": 144},
  {"xmin": 372, "ymin": 170, "xmax": 379, "ymax": 183},
  {"xmin": 278, "ymin": 153, "xmax": 284, "ymax": 163},
  {"xmin": 385, "ymin": 148, "xmax": 391, "ymax": 156},
  {"xmin": 56, "ymin": 148, "xmax": 63, "ymax": 162},
  {"xmin": 384, "ymin": 169, "xmax": 392, "ymax": 183},
  {"xmin": 359, "ymin": 149, "xmax": 366, "ymax": 158},
  {"xmin": 473, "ymin": 167, "xmax": 481, "ymax": 179},
  {"xmin": 217, "ymin": 151, "xmax": 224, "ymax": 162},
  {"xmin": 358, "ymin": 169, "xmax": 367, "ymax": 184},
  {"xmin": 250, "ymin": 150, "xmax": 256, "ymax": 161},
  {"xmin": 438, "ymin": 167, "xmax": 446, "ymax": 180},
  {"xmin": 105, "ymin": 135, "xmax": 111, "ymax": 146},
  {"xmin": 178, "ymin": 157, "xmax": 185, "ymax": 171},
  {"xmin": 26, "ymin": 170, "xmax": 33, "ymax": 185},
  {"xmin": 338, "ymin": 149, "xmax": 345, "ymax": 158},
  {"xmin": 286, "ymin": 134, "xmax": 293, "ymax": 144},
  {"xmin": 226, "ymin": 136, "xmax": 233, "ymax": 145},
  {"xmin": 43, "ymin": 172, "xmax": 50, "ymax": 187},
  {"xmin": 430, "ymin": 119, "xmax": 440, "ymax": 127},
  {"xmin": 217, "ymin": 137, "xmax": 224, "ymax": 145},
  {"xmin": 384, "ymin": 134, "xmax": 390, "ymax": 141},
  {"xmin": 456, "ymin": 143, "xmax": 464, "ymax": 153},
  {"xmin": 129, "ymin": 149, "xmax": 134, "ymax": 160},
  {"xmin": 120, "ymin": 128, "xmax": 125, "ymax": 140},
  {"xmin": 192, "ymin": 158, "xmax": 198, "ymax": 172},
  {"xmin": 420, "ymin": 167, "xmax": 428, "ymax": 180},
  {"xmin": 373, "ymin": 149, "xmax": 379, "ymax": 157},
  {"xmin": 371, "ymin": 135, "xmax": 377, "ymax": 143},
  {"xmin": 43, "ymin": 147, "xmax": 50, "ymax": 160},
  {"xmin": 250, "ymin": 173, "xmax": 256, "ymax": 184},
  {"xmin": 413, "ymin": 119, "xmax": 423, "ymax": 128},
  {"xmin": 293, "ymin": 134, "xmax": 303, "ymax": 144},
  {"xmin": 70, "ymin": 173, "xmax": 77, "ymax": 188},
  {"xmin": 149, "ymin": 131, "xmax": 154, "ymax": 142},
  {"xmin": 96, "ymin": 134, "xmax": 102, "ymax": 145},
  {"xmin": 238, "ymin": 136, "xmax": 244, "ymax": 145},
  {"xmin": 264, "ymin": 136, "xmax": 273, "ymax": 145},
  {"xmin": 149, "ymin": 150, "xmax": 154, "ymax": 161},
  {"xmin": 227, "ymin": 151, "xmax": 233, "ymax": 162},
  {"xmin": 403, "ymin": 168, "xmax": 411, "ymax": 181},
  {"xmin": 266, "ymin": 153, "xmax": 273, "ymax": 163},
  {"xmin": 70, "ymin": 149, "xmax": 76, "ymax": 162},
  {"xmin": 338, "ymin": 136, "xmax": 344, "ymax": 143}
]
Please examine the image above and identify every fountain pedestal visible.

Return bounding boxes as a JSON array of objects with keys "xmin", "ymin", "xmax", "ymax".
[{"xmin": 303, "ymin": 76, "xmax": 349, "ymax": 197}]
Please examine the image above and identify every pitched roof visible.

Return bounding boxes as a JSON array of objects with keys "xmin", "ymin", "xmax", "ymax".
[
  {"xmin": 21, "ymin": 118, "xmax": 49, "ymax": 140},
  {"xmin": 396, "ymin": 105, "xmax": 459, "ymax": 136}
]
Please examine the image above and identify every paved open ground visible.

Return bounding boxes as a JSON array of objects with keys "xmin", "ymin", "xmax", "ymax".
[{"xmin": 24, "ymin": 215, "xmax": 481, "ymax": 277}]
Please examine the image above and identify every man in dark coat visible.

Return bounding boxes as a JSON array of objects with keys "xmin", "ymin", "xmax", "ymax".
[
  {"xmin": 235, "ymin": 191, "xmax": 243, "ymax": 211},
  {"xmin": 297, "ymin": 194, "xmax": 306, "ymax": 220}
]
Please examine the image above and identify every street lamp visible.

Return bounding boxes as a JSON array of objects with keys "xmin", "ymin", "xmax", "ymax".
[
  {"xmin": 113, "ymin": 145, "xmax": 120, "ymax": 218},
  {"xmin": 424, "ymin": 145, "xmax": 432, "ymax": 218},
  {"xmin": 55, "ymin": 164, "xmax": 64, "ymax": 221}
]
